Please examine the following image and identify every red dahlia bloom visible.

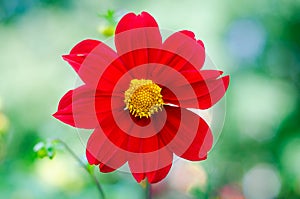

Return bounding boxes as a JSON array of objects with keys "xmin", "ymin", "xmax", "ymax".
[{"xmin": 53, "ymin": 11, "xmax": 229, "ymax": 183}]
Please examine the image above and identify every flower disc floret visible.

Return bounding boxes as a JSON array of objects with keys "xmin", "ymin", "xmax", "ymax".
[{"xmin": 124, "ymin": 79, "xmax": 164, "ymax": 118}]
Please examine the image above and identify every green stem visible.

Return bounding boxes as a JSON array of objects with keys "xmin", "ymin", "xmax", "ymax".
[
  {"xmin": 145, "ymin": 180, "xmax": 152, "ymax": 199},
  {"xmin": 53, "ymin": 139, "xmax": 106, "ymax": 199}
]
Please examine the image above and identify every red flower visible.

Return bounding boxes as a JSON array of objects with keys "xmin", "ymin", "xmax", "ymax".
[{"xmin": 53, "ymin": 12, "xmax": 229, "ymax": 183}]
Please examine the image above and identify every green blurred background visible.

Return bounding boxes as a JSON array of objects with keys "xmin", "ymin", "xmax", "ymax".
[{"xmin": 0, "ymin": 0, "xmax": 299, "ymax": 198}]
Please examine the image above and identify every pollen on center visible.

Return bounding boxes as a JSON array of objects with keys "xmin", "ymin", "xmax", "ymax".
[{"xmin": 124, "ymin": 79, "xmax": 164, "ymax": 118}]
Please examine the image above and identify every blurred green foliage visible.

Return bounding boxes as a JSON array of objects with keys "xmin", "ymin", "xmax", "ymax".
[
  {"xmin": 0, "ymin": 0, "xmax": 300, "ymax": 199},
  {"xmin": 0, "ymin": 0, "xmax": 71, "ymax": 23}
]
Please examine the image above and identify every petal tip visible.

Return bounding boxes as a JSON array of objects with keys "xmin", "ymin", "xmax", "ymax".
[
  {"xmin": 116, "ymin": 11, "xmax": 158, "ymax": 34},
  {"xmin": 62, "ymin": 54, "xmax": 68, "ymax": 60},
  {"xmin": 52, "ymin": 112, "xmax": 58, "ymax": 118}
]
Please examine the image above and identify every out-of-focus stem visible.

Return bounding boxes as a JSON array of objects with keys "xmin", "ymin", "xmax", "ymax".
[
  {"xmin": 53, "ymin": 139, "xmax": 105, "ymax": 199},
  {"xmin": 145, "ymin": 179, "xmax": 152, "ymax": 199}
]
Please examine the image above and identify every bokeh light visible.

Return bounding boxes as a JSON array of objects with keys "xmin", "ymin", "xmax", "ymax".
[
  {"xmin": 227, "ymin": 19, "xmax": 266, "ymax": 61},
  {"xmin": 1, "ymin": 0, "xmax": 300, "ymax": 198},
  {"xmin": 242, "ymin": 164, "xmax": 281, "ymax": 199}
]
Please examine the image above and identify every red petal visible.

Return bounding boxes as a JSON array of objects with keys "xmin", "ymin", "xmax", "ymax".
[
  {"xmin": 146, "ymin": 163, "xmax": 172, "ymax": 183},
  {"xmin": 86, "ymin": 149, "xmax": 100, "ymax": 165},
  {"xmin": 98, "ymin": 109, "xmax": 161, "ymax": 153},
  {"xmin": 87, "ymin": 148, "xmax": 119, "ymax": 173},
  {"xmin": 86, "ymin": 128, "xmax": 127, "ymax": 171},
  {"xmin": 128, "ymin": 147, "xmax": 173, "ymax": 183},
  {"xmin": 62, "ymin": 39, "xmax": 101, "ymax": 73},
  {"xmin": 131, "ymin": 164, "xmax": 172, "ymax": 184},
  {"xmin": 155, "ymin": 30, "xmax": 205, "ymax": 74},
  {"xmin": 96, "ymin": 58, "xmax": 132, "ymax": 92},
  {"xmin": 115, "ymin": 12, "xmax": 162, "ymax": 71},
  {"xmin": 162, "ymin": 71, "xmax": 230, "ymax": 109},
  {"xmin": 115, "ymin": 12, "xmax": 159, "ymax": 34},
  {"xmin": 178, "ymin": 120, "xmax": 213, "ymax": 161},
  {"xmin": 63, "ymin": 39, "xmax": 127, "ymax": 87},
  {"xmin": 176, "ymin": 70, "xmax": 224, "ymax": 85},
  {"xmin": 196, "ymin": 75, "xmax": 230, "ymax": 109},
  {"xmin": 99, "ymin": 163, "xmax": 116, "ymax": 173},
  {"xmin": 180, "ymin": 30, "xmax": 204, "ymax": 48},
  {"xmin": 161, "ymin": 106, "xmax": 213, "ymax": 161},
  {"xmin": 53, "ymin": 86, "xmax": 97, "ymax": 128},
  {"xmin": 131, "ymin": 173, "xmax": 145, "ymax": 183},
  {"xmin": 53, "ymin": 85, "xmax": 123, "ymax": 129},
  {"xmin": 97, "ymin": 107, "xmax": 179, "ymax": 153}
]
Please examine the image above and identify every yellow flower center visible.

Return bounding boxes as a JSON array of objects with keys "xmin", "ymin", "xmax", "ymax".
[{"xmin": 124, "ymin": 79, "xmax": 164, "ymax": 118}]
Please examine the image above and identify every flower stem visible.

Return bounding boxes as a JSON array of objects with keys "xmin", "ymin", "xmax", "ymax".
[
  {"xmin": 145, "ymin": 179, "xmax": 152, "ymax": 199},
  {"xmin": 52, "ymin": 139, "xmax": 106, "ymax": 199}
]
